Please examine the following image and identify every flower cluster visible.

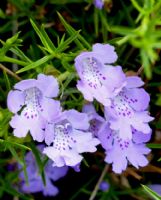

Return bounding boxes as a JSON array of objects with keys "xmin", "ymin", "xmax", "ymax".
[
  {"xmin": 7, "ymin": 42, "xmax": 153, "ymax": 181},
  {"xmin": 7, "ymin": 74, "xmax": 100, "ymax": 169},
  {"xmin": 76, "ymin": 43, "xmax": 153, "ymax": 173},
  {"xmin": 19, "ymin": 145, "xmax": 68, "ymax": 196}
]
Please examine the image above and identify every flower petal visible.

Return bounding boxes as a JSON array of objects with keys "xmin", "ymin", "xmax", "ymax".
[
  {"xmin": 46, "ymin": 162, "xmax": 68, "ymax": 181},
  {"xmin": 73, "ymin": 130, "xmax": 100, "ymax": 153},
  {"xmin": 92, "ymin": 43, "xmax": 118, "ymax": 63},
  {"xmin": 130, "ymin": 112, "xmax": 153, "ymax": 134},
  {"xmin": 64, "ymin": 109, "xmax": 89, "ymax": 130},
  {"xmin": 132, "ymin": 129, "xmax": 151, "ymax": 144},
  {"xmin": 21, "ymin": 178, "xmax": 43, "ymax": 193},
  {"xmin": 126, "ymin": 76, "xmax": 144, "ymax": 88},
  {"xmin": 7, "ymin": 90, "xmax": 24, "ymax": 113},
  {"xmin": 109, "ymin": 118, "xmax": 132, "ymax": 139},
  {"xmin": 105, "ymin": 148, "xmax": 128, "ymax": 174},
  {"xmin": 41, "ymin": 98, "xmax": 61, "ymax": 122},
  {"xmin": 77, "ymin": 81, "xmax": 94, "ymax": 101},
  {"xmin": 14, "ymin": 79, "xmax": 38, "ymax": 90},
  {"xmin": 43, "ymin": 147, "xmax": 65, "ymax": 167},
  {"xmin": 43, "ymin": 179, "xmax": 59, "ymax": 196},
  {"xmin": 37, "ymin": 74, "xmax": 59, "ymax": 98},
  {"xmin": 124, "ymin": 88, "xmax": 150, "ymax": 111},
  {"xmin": 10, "ymin": 115, "xmax": 28, "ymax": 138}
]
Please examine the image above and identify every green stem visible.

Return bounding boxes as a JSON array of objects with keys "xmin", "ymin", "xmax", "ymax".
[
  {"xmin": 0, "ymin": 64, "xmax": 22, "ymax": 80},
  {"xmin": 116, "ymin": 35, "xmax": 130, "ymax": 46},
  {"xmin": 58, "ymin": 71, "xmax": 71, "ymax": 82},
  {"xmin": 1, "ymin": 56, "xmax": 27, "ymax": 66}
]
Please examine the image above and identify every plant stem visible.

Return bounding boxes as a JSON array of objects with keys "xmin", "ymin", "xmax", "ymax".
[
  {"xmin": 89, "ymin": 164, "xmax": 109, "ymax": 200},
  {"xmin": 0, "ymin": 64, "xmax": 21, "ymax": 81},
  {"xmin": 58, "ymin": 71, "xmax": 71, "ymax": 82},
  {"xmin": 2, "ymin": 56, "xmax": 27, "ymax": 66}
]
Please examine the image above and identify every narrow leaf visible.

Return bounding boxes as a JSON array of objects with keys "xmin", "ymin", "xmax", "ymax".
[{"xmin": 16, "ymin": 54, "xmax": 54, "ymax": 73}]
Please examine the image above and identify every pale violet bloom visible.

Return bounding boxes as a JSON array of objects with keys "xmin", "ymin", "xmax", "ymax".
[
  {"xmin": 43, "ymin": 109, "xmax": 100, "ymax": 167},
  {"xmin": 94, "ymin": 0, "xmax": 104, "ymax": 9},
  {"xmin": 82, "ymin": 103, "xmax": 105, "ymax": 137},
  {"xmin": 74, "ymin": 43, "xmax": 126, "ymax": 106},
  {"xmin": 148, "ymin": 184, "xmax": 161, "ymax": 196},
  {"xmin": 19, "ymin": 145, "xmax": 68, "ymax": 196},
  {"xmin": 7, "ymin": 74, "xmax": 61, "ymax": 142},
  {"xmin": 98, "ymin": 122, "xmax": 151, "ymax": 173},
  {"xmin": 105, "ymin": 76, "xmax": 153, "ymax": 139},
  {"xmin": 99, "ymin": 181, "xmax": 110, "ymax": 191}
]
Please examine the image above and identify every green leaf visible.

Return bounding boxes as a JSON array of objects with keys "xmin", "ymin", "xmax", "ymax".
[
  {"xmin": 156, "ymin": 94, "xmax": 161, "ymax": 106},
  {"xmin": 0, "ymin": 138, "xmax": 31, "ymax": 150},
  {"xmin": 29, "ymin": 143, "xmax": 46, "ymax": 185},
  {"xmin": 0, "ymin": 32, "xmax": 22, "ymax": 56},
  {"xmin": 16, "ymin": 54, "xmax": 54, "ymax": 73},
  {"xmin": 110, "ymin": 26, "xmax": 136, "ymax": 36},
  {"xmin": 147, "ymin": 143, "xmax": 161, "ymax": 149},
  {"xmin": 40, "ymin": 25, "xmax": 56, "ymax": 51},
  {"xmin": 0, "ymin": 9, "xmax": 5, "ymax": 19},
  {"xmin": 30, "ymin": 19, "xmax": 56, "ymax": 54},
  {"xmin": 0, "ymin": 176, "xmax": 32, "ymax": 200},
  {"xmin": 158, "ymin": 157, "xmax": 161, "ymax": 162},
  {"xmin": 142, "ymin": 185, "xmax": 161, "ymax": 200},
  {"xmin": 57, "ymin": 12, "xmax": 91, "ymax": 49},
  {"xmin": 140, "ymin": 49, "xmax": 151, "ymax": 79},
  {"xmin": 57, "ymin": 30, "xmax": 81, "ymax": 52},
  {"xmin": 10, "ymin": 46, "xmax": 32, "ymax": 63},
  {"xmin": 8, "ymin": 146, "xmax": 24, "ymax": 166},
  {"xmin": 3, "ymin": 71, "xmax": 11, "ymax": 92},
  {"xmin": 130, "ymin": 0, "xmax": 145, "ymax": 14}
]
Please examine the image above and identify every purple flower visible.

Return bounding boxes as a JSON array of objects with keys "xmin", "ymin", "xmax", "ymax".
[
  {"xmin": 99, "ymin": 181, "xmax": 110, "ymax": 191},
  {"xmin": 98, "ymin": 122, "xmax": 151, "ymax": 173},
  {"xmin": 105, "ymin": 76, "xmax": 153, "ymax": 139},
  {"xmin": 19, "ymin": 145, "xmax": 68, "ymax": 196},
  {"xmin": 7, "ymin": 74, "xmax": 61, "ymax": 142},
  {"xmin": 74, "ymin": 43, "xmax": 126, "ymax": 106},
  {"xmin": 94, "ymin": 0, "xmax": 104, "ymax": 9},
  {"xmin": 43, "ymin": 109, "xmax": 100, "ymax": 167},
  {"xmin": 148, "ymin": 184, "xmax": 161, "ymax": 196},
  {"xmin": 82, "ymin": 103, "xmax": 105, "ymax": 137}
]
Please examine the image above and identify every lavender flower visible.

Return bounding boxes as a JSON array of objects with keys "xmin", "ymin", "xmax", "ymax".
[
  {"xmin": 43, "ymin": 109, "xmax": 100, "ymax": 167},
  {"xmin": 94, "ymin": 0, "xmax": 104, "ymax": 9},
  {"xmin": 74, "ymin": 43, "xmax": 126, "ymax": 106},
  {"xmin": 148, "ymin": 184, "xmax": 161, "ymax": 196},
  {"xmin": 19, "ymin": 145, "xmax": 68, "ymax": 196},
  {"xmin": 7, "ymin": 74, "xmax": 61, "ymax": 142},
  {"xmin": 99, "ymin": 181, "xmax": 110, "ymax": 191},
  {"xmin": 82, "ymin": 103, "xmax": 105, "ymax": 137},
  {"xmin": 105, "ymin": 76, "xmax": 153, "ymax": 139},
  {"xmin": 98, "ymin": 122, "xmax": 151, "ymax": 173}
]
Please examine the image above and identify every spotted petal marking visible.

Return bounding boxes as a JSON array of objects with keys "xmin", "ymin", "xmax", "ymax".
[
  {"xmin": 53, "ymin": 119, "xmax": 76, "ymax": 151},
  {"xmin": 23, "ymin": 87, "xmax": 43, "ymax": 119},
  {"xmin": 82, "ymin": 57, "xmax": 106, "ymax": 89},
  {"xmin": 111, "ymin": 91, "xmax": 138, "ymax": 118}
]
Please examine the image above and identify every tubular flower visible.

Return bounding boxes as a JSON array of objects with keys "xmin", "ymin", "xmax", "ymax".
[
  {"xmin": 105, "ymin": 76, "xmax": 153, "ymax": 139},
  {"xmin": 7, "ymin": 74, "xmax": 61, "ymax": 142},
  {"xmin": 98, "ymin": 122, "xmax": 151, "ymax": 173},
  {"xmin": 74, "ymin": 43, "xmax": 126, "ymax": 106},
  {"xmin": 94, "ymin": 0, "xmax": 104, "ymax": 9},
  {"xmin": 43, "ymin": 109, "xmax": 100, "ymax": 167},
  {"xmin": 82, "ymin": 103, "xmax": 105, "ymax": 137},
  {"xmin": 19, "ymin": 145, "xmax": 68, "ymax": 196}
]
